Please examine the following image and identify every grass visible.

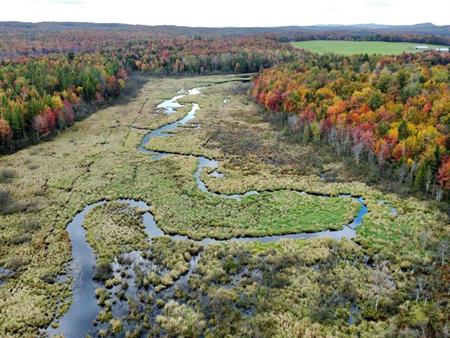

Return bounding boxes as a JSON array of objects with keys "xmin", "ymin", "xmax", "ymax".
[
  {"xmin": 0, "ymin": 74, "xmax": 448, "ymax": 336},
  {"xmin": 84, "ymin": 202, "xmax": 150, "ymax": 266},
  {"xmin": 291, "ymin": 40, "xmax": 449, "ymax": 55},
  {"xmin": 147, "ymin": 237, "xmax": 202, "ymax": 285},
  {"xmin": 90, "ymin": 237, "xmax": 204, "ymax": 336},
  {"xmin": 183, "ymin": 238, "xmax": 400, "ymax": 337}
]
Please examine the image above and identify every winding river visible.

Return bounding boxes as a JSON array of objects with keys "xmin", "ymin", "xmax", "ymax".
[{"xmin": 47, "ymin": 84, "xmax": 369, "ymax": 337}]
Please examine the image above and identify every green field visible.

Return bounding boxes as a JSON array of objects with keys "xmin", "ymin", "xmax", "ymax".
[{"xmin": 291, "ymin": 40, "xmax": 449, "ymax": 55}]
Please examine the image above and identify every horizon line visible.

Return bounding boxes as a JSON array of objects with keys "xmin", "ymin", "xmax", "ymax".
[{"xmin": 0, "ymin": 20, "xmax": 448, "ymax": 29}]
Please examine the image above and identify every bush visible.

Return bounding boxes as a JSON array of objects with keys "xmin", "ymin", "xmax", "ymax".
[
  {"xmin": 41, "ymin": 273, "xmax": 56, "ymax": 284},
  {"xmin": 156, "ymin": 300, "xmax": 206, "ymax": 337},
  {"xmin": 0, "ymin": 190, "xmax": 13, "ymax": 214},
  {"xmin": 109, "ymin": 319, "xmax": 122, "ymax": 334},
  {"xmin": 9, "ymin": 234, "xmax": 31, "ymax": 245},
  {"xmin": 0, "ymin": 191, "xmax": 30, "ymax": 214},
  {"xmin": 0, "ymin": 168, "xmax": 15, "ymax": 183},
  {"xmin": 94, "ymin": 261, "xmax": 112, "ymax": 282},
  {"xmin": 21, "ymin": 220, "xmax": 41, "ymax": 233},
  {"xmin": 5, "ymin": 257, "xmax": 27, "ymax": 271}
]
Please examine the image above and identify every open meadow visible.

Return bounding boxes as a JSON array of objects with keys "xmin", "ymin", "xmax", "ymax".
[{"xmin": 291, "ymin": 40, "xmax": 449, "ymax": 55}]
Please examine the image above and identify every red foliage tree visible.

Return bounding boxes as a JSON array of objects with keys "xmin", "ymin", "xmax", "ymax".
[
  {"xmin": 252, "ymin": 52, "xmax": 450, "ymax": 193},
  {"xmin": 265, "ymin": 89, "xmax": 283, "ymax": 112},
  {"xmin": 0, "ymin": 118, "xmax": 12, "ymax": 144},
  {"xmin": 63, "ymin": 100, "xmax": 74, "ymax": 126},
  {"xmin": 437, "ymin": 156, "xmax": 450, "ymax": 190},
  {"xmin": 33, "ymin": 108, "xmax": 57, "ymax": 135}
]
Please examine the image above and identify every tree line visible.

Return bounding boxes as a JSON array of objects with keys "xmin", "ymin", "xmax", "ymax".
[
  {"xmin": 252, "ymin": 51, "xmax": 450, "ymax": 198},
  {"xmin": 273, "ymin": 31, "xmax": 450, "ymax": 46}
]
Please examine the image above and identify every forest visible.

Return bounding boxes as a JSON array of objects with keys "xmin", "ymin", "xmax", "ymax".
[
  {"xmin": 274, "ymin": 30, "xmax": 450, "ymax": 46},
  {"xmin": 252, "ymin": 51, "xmax": 450, "ymax": 199},
  {"xmin": 0, "ymin": 35, "xmax": 295, "ymax": 152},
  {"xmin": 1, "ymin": 24, "xmax": 448, "ymax": 154}
]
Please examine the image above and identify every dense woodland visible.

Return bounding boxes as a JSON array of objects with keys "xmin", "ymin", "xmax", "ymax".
[
  {"xmin": 0, "ymin": 25, "xmax": 448, "ymax": 59},
  {"xmin": 274, "ymin": 31, "xmax": 450, "ymax": 46},
  {"xmin": 1, "ymin": 21, "xmax": 448, "ymax": 40},
  {"xmin": 252, "ymin": 52, "xmax": 450, "ymax": 198},
  {"xmin": 0, "ymin": 36, "xmax": 295, "ymax": 151}
]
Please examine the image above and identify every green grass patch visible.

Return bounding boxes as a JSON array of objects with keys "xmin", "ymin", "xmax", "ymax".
[
  {"xmin": 291, "ymin": 40, "xmax": 449, "ymax": 55},
  {"xmin": 84, "ymin": 202, "xmax": 149, "ymax": 265}
]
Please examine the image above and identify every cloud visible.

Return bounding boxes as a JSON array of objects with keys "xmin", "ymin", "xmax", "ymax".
[
  {"xmin": 59, "ymin": 0, "xmax": 83, "ymax": 3},
  {"xmin": 369, "ymin": 1, "xmax": 390, "ymax": 7},
  {"xmin": 3, "ymin": 0, "xmax": 449, "ymax": 26},
  {"xmin": 39, "ymin": 0, "xmax": 84, "ymax": 3}
]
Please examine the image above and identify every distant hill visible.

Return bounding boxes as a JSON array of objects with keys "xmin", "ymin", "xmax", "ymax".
[
  {"xmin": 0, "ymin": 21, "xmax": 448, "ymax": 37},
  {"xmin": 309, "ymin": 23, "xmax": 450, "ymax": 35}
]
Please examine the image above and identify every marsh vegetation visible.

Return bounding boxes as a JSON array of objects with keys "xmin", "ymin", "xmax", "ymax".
[{"xmin": 0, "ymin": 75, "xmax": 448, "ymax": 337}]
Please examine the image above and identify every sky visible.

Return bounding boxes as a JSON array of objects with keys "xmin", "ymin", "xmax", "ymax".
[{"xmin": 0, "ymin": 0, "xmax": 448, "ymax": 27}]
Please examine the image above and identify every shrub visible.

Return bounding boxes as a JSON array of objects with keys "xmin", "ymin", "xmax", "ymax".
[
  {"xmin": 0, "ymin": 168, "xmax": 15, "ymax": 182},
  {"xmin": 156, "ymin": 301, "xmax": 206, "ymax": 337},
  {"xmin": 0, "ymin": 190, "xmax": 13, "ymax": 214},
  {"xmin": 5, "ymin": 257, "xmax": 27, "ymax": 271},
  {"xmin": 94, "ymin": 261, "xmax": 112, "ymax": 282},
  {"xmin": 109, "ymin": 319, "xmax": 122, "ymax": 334},
  {"xmin": 21, "ymin": 220, "xmax": 41, "ymax": 233},
  {"xmin": 9, "ymin": 234, "xmax": 31, "ymax": 245}
]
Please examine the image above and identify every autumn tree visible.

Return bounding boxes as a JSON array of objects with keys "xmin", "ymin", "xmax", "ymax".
[{"xmin": 252, "ymin": 51, "xmax": 450, "ymax": 196}]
